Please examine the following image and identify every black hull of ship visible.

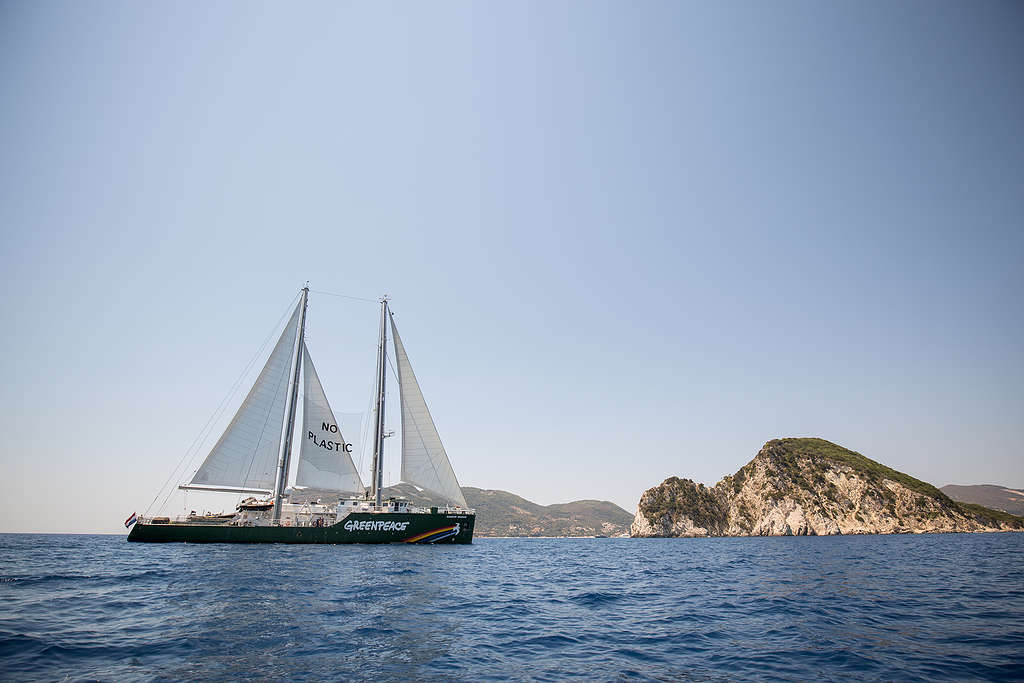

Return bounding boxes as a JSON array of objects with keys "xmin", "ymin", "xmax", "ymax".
[{"xmin": 127, "ymin": 511, "xmax": 475, "ymax": 544}]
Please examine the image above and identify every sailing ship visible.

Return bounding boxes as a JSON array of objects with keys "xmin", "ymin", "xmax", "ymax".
[{"xmin": 128, "ymin": 287, "xmax": 475, "ymax": 544}]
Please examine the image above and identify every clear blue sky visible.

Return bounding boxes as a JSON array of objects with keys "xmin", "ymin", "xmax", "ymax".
[{"xmin": 2, "ymin": 1, "xmax": 1022, "ymax": 532}]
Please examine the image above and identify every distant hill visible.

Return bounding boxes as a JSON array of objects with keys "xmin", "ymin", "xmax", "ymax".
[
  {"xmin": 632, "ymin": 438, "xmax": 1024, "ymax": 537},
  {"xmin": 464, "ymin": 488, "xmax": 634, "ymax": 537},
  {"xmin": 941, "ymin": 485, "xmax": 1024, "ymax": 516},
  {"xmin": 379, "ymin": 483, "xmax": 633, "ymax": 537}
]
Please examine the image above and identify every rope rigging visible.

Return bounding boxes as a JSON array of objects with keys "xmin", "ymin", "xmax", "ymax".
[{"xmin": 145, "ymin": 292, "xmax": 301, "ymax": 517}]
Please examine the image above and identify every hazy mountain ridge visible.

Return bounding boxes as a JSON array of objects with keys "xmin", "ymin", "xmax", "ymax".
[
  {"xmin": 632, "ymin": 438, "xmax": 1024, "ymax": 537},
  {"xmin": 379, "ymin": 483, "xmax": 633, "ymax": 537},
  {"xmin": 940, "ymin": 484, "xmax": 1024, "ymax": 517}
]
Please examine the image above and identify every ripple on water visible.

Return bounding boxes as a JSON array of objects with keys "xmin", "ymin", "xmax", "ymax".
[{"xmin": 0, "ymin": 533, "xmax": 1022, "ymax": 681}]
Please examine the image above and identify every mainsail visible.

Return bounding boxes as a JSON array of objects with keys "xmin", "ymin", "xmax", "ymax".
[
  {"xmin": 188, "ymin": 300, "xmax": 303, "ymax": 492},
  {"xmin": 390, "ymin": 315, "xmax": 468, "ymax": 508},
  {"xmin": 296, "ymin": 343, "xmax": 364, "ymax": 494}
]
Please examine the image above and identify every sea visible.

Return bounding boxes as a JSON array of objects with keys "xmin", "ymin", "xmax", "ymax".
[{"xmin": 1, "ymin": 533, "xmax": 1022, "ymax": 682}]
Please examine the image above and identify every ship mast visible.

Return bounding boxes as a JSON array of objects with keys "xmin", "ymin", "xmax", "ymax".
[
  {"xmin": 369, "ymin": 297, "xmax": 389, "ymax": 508},
  {"xmin": 272, "ymin": 285, "xmax": 309, "ymax": 522}
]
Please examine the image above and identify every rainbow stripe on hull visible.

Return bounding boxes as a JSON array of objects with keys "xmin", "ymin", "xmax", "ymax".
[{"xmin": 404, "ymin": 525, "xmax": 462, "ymax": 543}]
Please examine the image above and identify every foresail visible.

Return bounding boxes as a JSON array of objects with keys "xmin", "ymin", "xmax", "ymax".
[
  {"xmin": 296, "ymin": 344, "xmax": 364, "ymax": 494},
  {"xmin": 390, "ymin": 315, "xmax": 468, "ymax": 508},
  {"xmin": 189, "ymin": 300, "xmax": 302, "ymax": 491}
]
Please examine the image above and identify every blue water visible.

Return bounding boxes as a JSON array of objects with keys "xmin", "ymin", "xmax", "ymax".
[{"xmin": 1, "ymin": 534, "xmax": 1022, "ymax": 682}]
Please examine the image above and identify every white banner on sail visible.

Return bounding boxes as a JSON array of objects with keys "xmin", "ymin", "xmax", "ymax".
[{"xmin": 296, "ymin": 343, "xmax": 364, "ymax": 494}]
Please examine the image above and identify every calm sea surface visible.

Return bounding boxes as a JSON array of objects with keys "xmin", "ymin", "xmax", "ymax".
[{"xmin": 1, "ymin": 533, "xmax": 1022, "ymax": 682}]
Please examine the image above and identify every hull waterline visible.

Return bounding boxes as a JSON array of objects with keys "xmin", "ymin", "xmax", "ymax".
[{"xmin": 127, "ymin": 511, "xmax": 474, "ymax": 544}]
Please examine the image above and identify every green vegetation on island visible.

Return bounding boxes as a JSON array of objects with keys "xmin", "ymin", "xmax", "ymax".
[{"xmin": 633, "ymin": 438, "xmax": 1024, "ymax": 537}]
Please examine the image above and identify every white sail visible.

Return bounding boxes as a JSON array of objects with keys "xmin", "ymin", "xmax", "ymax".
[
  {"xmin": 296, "ymin": 344, "xmax": 364, "ymax": 494},
  {"xmin": 390, "ymin": 315, "xmax": 468, "ymax": 508},
  {"xmin": 189, "ymin": 301, "xmax": 303, "ymax": 492}
]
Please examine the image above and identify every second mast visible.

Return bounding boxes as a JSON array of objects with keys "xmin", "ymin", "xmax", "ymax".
[{"xmin": 370, "ymin": 297, "xmax": 389, "ymax": 507}]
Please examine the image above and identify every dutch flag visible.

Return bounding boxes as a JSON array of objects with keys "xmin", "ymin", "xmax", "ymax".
[{"xmin": 125, "ymin": 512, "xmax": 138, "ymax": 529}]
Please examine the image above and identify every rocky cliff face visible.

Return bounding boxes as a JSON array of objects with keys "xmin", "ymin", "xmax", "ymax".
[{"xmin": 632, "ymin": 438, "xmax": 1024, "ymax": 537}]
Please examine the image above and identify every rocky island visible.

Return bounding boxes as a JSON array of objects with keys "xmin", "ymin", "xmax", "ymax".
[{"xmin": 632, "ymin": 438, "xmax": 1024, "ymax": 537}]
